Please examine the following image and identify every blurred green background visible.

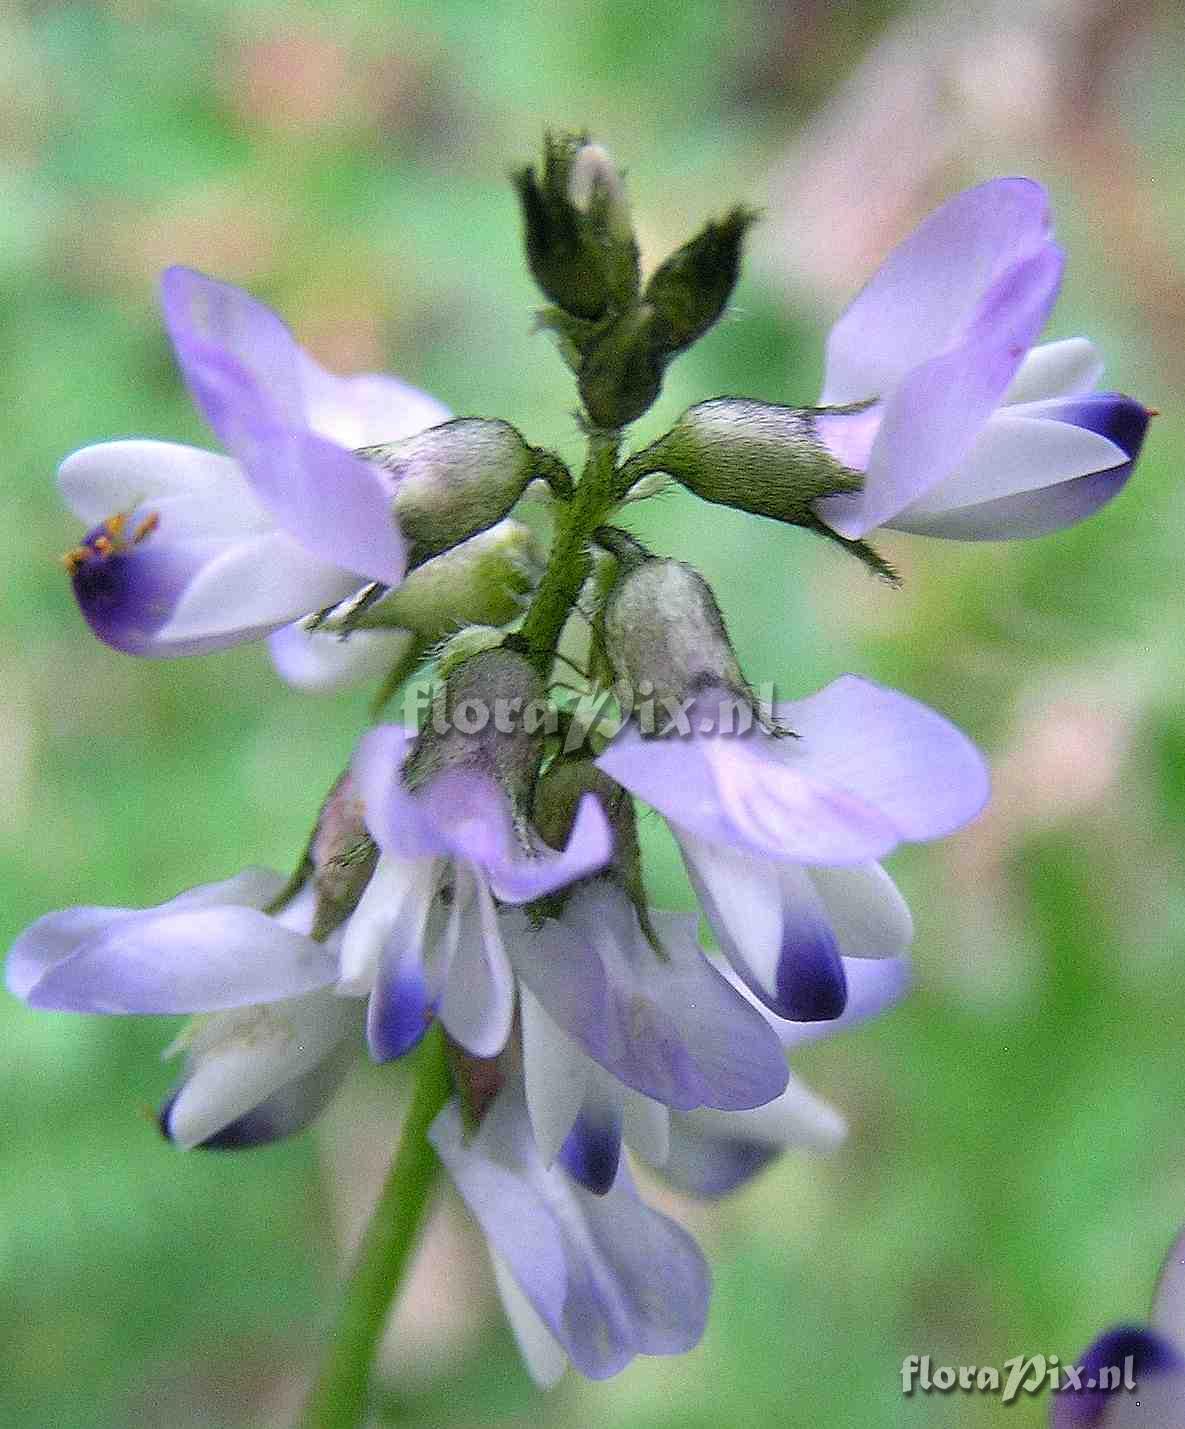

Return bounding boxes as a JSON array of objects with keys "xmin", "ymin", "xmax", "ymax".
[{"xmin": 4, "ymin": 1, "xmax": 1185, "ymax": 1424}]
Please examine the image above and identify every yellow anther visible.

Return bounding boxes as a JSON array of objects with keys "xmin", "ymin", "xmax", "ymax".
[
  {"xmin": 133, "ymin": 511, "xmax": 160, "ymax": 543},
  {"xmin": 104, "ymin": 512, "xmax": 128, "ymax": 539}
]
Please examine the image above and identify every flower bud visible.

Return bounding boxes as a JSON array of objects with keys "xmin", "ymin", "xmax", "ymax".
[
  {"xmin": 633, "ymin": 398, "xmax": 865, "ymax": 524},
  {"xmin": 406, "ymin": 648, "xmax": 549, "ymax": 810},
  {"xmin": 355, "ymin": 519, "xmax": 542, "ymax": 643},
  {"xmin": 577, "ymin": 303, "xmax": 671, "ymax": 429},
  {"xmin": 308, "ymin": 770, "xmax": 379, "ymax": 939},
  {"xmin": 643, "ymin": 207, "xmax": 756, "ymax": 355},
  {"xmin": 513, "ymin": 132, "xmax": 639, "ymax": 321},
  {"xmin": 357, "ymin": 419, "xmax": 560, "ymax": 565},
  {"xmin": 602, "ymin": 556, "xmax": 749, "ymax": 717}
]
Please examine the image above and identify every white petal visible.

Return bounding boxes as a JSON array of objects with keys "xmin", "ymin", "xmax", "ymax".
[
  {"xmin": 678, "ymin": 831, "xmax": 785, "ymax": 998},
  {"xmin": 490, "ymin": 1250, "xmax": 568, "ymax": 1389},
  {"xmin": 622, "ymin": 1091, "xmax": 670, "ymax": 1167},
  {"xmin": 892, "ymin": 411, "xmax": 1127, "ymax": 523},
  {"xmin": 1153, "ymin": 1226, "xmax": 1185, "ymax": 1343},
  {"xmin": 808, "ymin": 863, "xmax": 913, "ymax": 957},
  {"xmin": 297, "ymin": 351, "xmax": 451, "ymax": 449},
  {"xmin": 690, "ymin": 1076, "xmax": 847, "ymax": 1151},
  {"xmin": 339, "ymin": 853, "xmax": 437, "ymax": 993},
  {"xmin": 268, "ymin": 620, "xmax": 413, "ymax": 694},
  {"xmin": 58, "ymin": 441, "xmax": 269, "ymax": 529},
  {"xmin": 157, "ymin": 529, "xmax": 359, "ymax": 644},
  {"xmin": 168, "ymin": 988, "xmax": 358, "ymax": 1148},
  {"xmin": 438, "ymin": 874, "xmax": 515, "ymax": 1058},
  {"xmin": 1001, "ymin": 337, "xmax": 1104, "ymax": 405},
  {"xmin": 519, "ymin": 982, "xmax": 590, "ymax": 1167}
]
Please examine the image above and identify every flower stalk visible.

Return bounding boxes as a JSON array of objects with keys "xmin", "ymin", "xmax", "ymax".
[{"xmin": 299, "ymin": 1027, "xmax": 453, "ymax": 1429}]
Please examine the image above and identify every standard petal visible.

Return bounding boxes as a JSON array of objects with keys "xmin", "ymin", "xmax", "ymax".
[
  {"xmin": 458, "ymin": 791, "xmax": 614, "ymax": 905},
  {"xmin": 160, "ymin": 267, "xmax": 305, "ymax": 441},
  {"xmin": 26, "ymin": 906, "xmax": 337, "ymax": 1013},
  {"xmin": 268, "ymin": 620, "xmax": 413, "ymax": 693},
  {"xmin": 7, "ymin": 867, "xmax": 286, "ymax": 1002},
  {"xmin": 598, "ymin": 713, "xmax": 901, "ymax": 865},
  {"xmin": 154, "ymin": 528, "xmax": 359, "ymax": 648},
  {"xmin": 820, "ymin": 244, "xmax": 1065, "ymax": 538},
  {"xmin": 237, "ymin": 422, "xmax": 407, "ymax": 587},
  {"xmin": 774, "ymin": 676, "xmax": 990, "ymax": 842},
  {"xmin": 1001, "ymin": 337, "xmax": 1104, "ymax": 404},
  {"xmin": 350, "ymin": 725, "xmax": 448, "ymax": 861},
  {"xmin": 165, "ymin": 989, "xmax": 359, "ymax": 1148},
  {"xmin": 821, "ymin": 177, "xmax": 1054, "ymax": 404},
  {"xmin": 297, "ymin": 351, "xmax": 451, "ymax": 449}
]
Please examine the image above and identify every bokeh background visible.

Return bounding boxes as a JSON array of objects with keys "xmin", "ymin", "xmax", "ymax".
[{"xmin": 4, "ymin": 1, "xmax": 1185, "ymax": 1424}]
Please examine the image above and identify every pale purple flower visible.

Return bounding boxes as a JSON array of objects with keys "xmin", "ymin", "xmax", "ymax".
[
  {"xmin": 597, "ymin": 676, "xmax": 988, "ymax": 1022},
  {"xmin": 810, "ymin": 178, "xmax": 1149, "ymax": 541},
  {"xmin": 341, "ymin": 725, "xmax": 612, "ymax": 1064},
  {"xmin": 1052, "ymin": 1227, "xmax": 1185, "ymax": 1427},
  {"xmin": 61, "ymin": 267, "xmax": 448, "ymax": 658},
  {"xmin": 6, "ymin": 868, "xmax": 362, "ymax": 1148},
  {"xmin": 429, "ymin": 1079, "xmax": 709, "ymax": 1384},
  {"xmin": 503, "ymin": 880, "xmax": 789, "ymax": 1194}
]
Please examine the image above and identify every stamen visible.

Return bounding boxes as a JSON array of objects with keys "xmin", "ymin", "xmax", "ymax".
[
  {"xmin": 59, "ymin": 508, "xmax": 161, "ymax": 574},
  {"xmin": 132, "ymin": 512, "xmax": 160, "ymax": 543}
]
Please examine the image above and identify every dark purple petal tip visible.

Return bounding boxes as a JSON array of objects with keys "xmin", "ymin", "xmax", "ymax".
[
  {"xmin": 1052, "ymin": 1324, "xmax": 1182, "ymax": 1427},
  {"xmin": 1048, "ymin": 393, "xmax": 1151, "ymax": 464},
  {"xmin": 158, "ymin": 1090, "xmax": 283, "ymax": 1151},
  {"xmin": 367, "ymin": 966, "xmax": 435, "ymax": 1063},
  {"xmin": 65, "ymin": 513, "xmax": 197, "ymax": 655},
  {"xmin": 775, "ymin": 931, "xmax": 849, "ymax": 1022},
  {"xmin": 558, "ymin": 1105, "xmax": 623, "ymax": 1196}
]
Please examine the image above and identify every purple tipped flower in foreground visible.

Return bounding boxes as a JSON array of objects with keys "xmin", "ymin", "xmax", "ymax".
[
  {"xmin": 598, "ymin": 674, "xmax": 988, "ymax": 1023},
  {"xmin": 60, "ymin": 267, "xmax": 448, "ymax": 658},
  {"xmin": 1052, "ymin": 1226, "xmax": 1185, "ymax": 1427},
  {"xmin": 811, "ymin": 178, "xmax": 1149, "ymax": 541}
]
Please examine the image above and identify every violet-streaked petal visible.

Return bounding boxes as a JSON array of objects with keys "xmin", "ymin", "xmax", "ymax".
[
  {"xmin": 58, "ymin": 440, "xmax": 269, "ymax": 530},
  {"xmin": 821, "ymin": 178, "xmax": 1054, "ymax": 404},
  {"xmin": 774, "ymin": 676, "xmax": 990, "ymax": 842},
  {"xmin": 166, "ymin": 989, "xmax": 359, "ymax": 1148},
  {"xmin": 161, "ymin": 1039, "xmax": 352, "ymax": 1150},
  {"xmin": 821, "ymin": 244, "xmax": 1065, "ymax": 538},
  {"xmin": 26, "ymin": 906, "xmax": 337, "ymax": 1013},
  {"xmin": 437, "ymin": 873, "xmax": 515, "ymax": 1058},
  {"xmin": 297, "ymin": 351, "xmax": 451, "ymax": 449},
  {"xmin": 6, "ymin": 867, "xmax": 286, "ymax": 1001},
  {"xmin": 1001, "ymin": 337, "xmax": 1104, "ymax": 405},
  {"xmin": 470, "ymin": 792, "xmax": 613, "ymax": 905},
  {"xmin": 1051, "ymin": 1325, "xmax": 1183, "ymax": 1428},
  {"xmin": 598, "ymin": 714, "xmax": 901, "ymax": 864},
  {"xmin": 808, "ymin": 863, "xmax": 913, "ymax": 958},
  {"xmin": 268, "ymin": 620, "xmax": 412, "ymax": 693},
  {"xmin": 160, "ymin": 267, "xmax": 304, "ymax": 440},
  {"xmin": 490, "ymin": 1251, "xmax": 568, "ymax": 1388},
  {"xmin": 238, "ymin": 421, "xmax": 406, "ymax": 586},
  {"xmin": 155, "ymin": 528, "xmax": 360, "ymax": 648}
]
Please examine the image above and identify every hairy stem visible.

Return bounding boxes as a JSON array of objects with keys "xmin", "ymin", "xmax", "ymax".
[{"xmin": 299, "ymin": 1028, "xmax": 453, "ymax": 1429}]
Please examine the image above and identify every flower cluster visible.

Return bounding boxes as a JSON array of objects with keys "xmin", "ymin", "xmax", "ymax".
[{"xmin": 7, "ymin": 138, "xmax": 1150, "ymax": 1399}]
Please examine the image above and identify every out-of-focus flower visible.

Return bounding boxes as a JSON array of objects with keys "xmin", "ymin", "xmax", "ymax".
[
  {"xmin": 598, "ymin": 672, "xmax": 986, "ymax": 1022},
  {"xmin": 60, "ymin": 267, "xmax": 448, "ymax": 657},
  {"xmin": 1052, "ymin": 1225, "xmax": 1185, "ymax": 1426},
  {"xmin": 429, "ymin": 1079, "xmax": 709, "ymax": 1385},
  {"xmin": 6, "ymin": 868, "xmax": 361, "ymax": 1148},
  {"xmin": 809, "ymin": 179, "xmax": 1148, "ymax": 541}
]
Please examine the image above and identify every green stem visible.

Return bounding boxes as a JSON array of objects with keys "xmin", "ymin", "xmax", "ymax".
[
  {"xmin": 300, "ymin": 1028, "xmax": 453, "ymax": 1429},
  {"xmin": 516, "ymin": 429, "xmax": 621, "ymax": 674}
]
